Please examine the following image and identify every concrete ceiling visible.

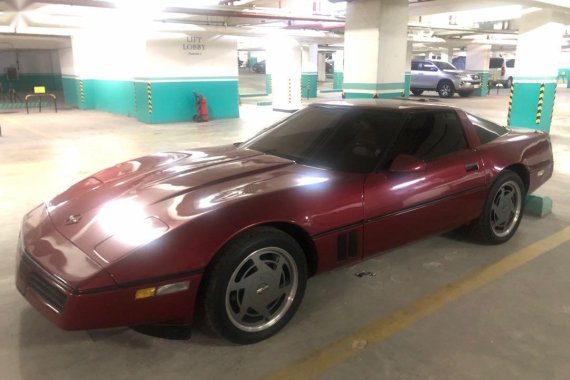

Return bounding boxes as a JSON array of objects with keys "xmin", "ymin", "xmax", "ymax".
[{"xmin": 0, "ymin": 0, "xmax": 568, "ymax": 51}]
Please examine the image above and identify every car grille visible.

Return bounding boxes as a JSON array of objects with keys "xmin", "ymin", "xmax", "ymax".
[{"xmin": 28, "ymin": 272, "xmax": 67, "ymax": 312}]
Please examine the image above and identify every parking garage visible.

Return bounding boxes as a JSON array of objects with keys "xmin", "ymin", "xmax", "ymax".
[{"xmin": 1, "ymin": 0, "xmax": 570, "ymax": 379}]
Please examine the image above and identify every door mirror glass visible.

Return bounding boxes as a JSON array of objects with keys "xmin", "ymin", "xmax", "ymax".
[{"xmin": 389, "ymin": 154, "xmax": 427, "ymax": 173}]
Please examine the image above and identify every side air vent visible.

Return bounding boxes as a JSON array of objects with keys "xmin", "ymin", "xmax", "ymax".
[
  {"xmin": 337, "ymin": 230, "xmax": 359, "ymax": 261},
  {"xmin": 29, "ymin": 273, "xmax": 67, "ymax": 312}
]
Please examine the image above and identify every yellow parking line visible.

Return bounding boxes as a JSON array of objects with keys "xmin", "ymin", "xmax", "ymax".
[{"xmin": 262, "ymin": 226, "xmax": 570, "ymax": 380}]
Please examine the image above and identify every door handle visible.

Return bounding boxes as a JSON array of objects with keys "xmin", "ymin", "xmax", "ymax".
[{"xmin": 465, "ymin": 162, "xmax": 479, "ymax": 172}]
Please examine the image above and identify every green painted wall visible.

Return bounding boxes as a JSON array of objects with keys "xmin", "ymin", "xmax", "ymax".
[
  {"xmin": 509, "ymin": 80, "xmax": 556, "ymax": 133},
  {"xmin": 472, "ymin": 71, "xmax": 489, "ymax": 97},
  {"xmin": 0, "ymin": 73, "xmax": 63, "ymax": 93},
  {"xmin": 62, "ymin": 76, "xmax": 79, "ymax": 107},
  {"xmin": 93, "ymin": 80, "xmax": 136, "ymax": 116},
  {"xmin": 135, "ymin": 80, "xmax": 239, "ymax": 124},
  {"xmin": 301, "ymin": 73, "xmax": 317, "ymax": 99},
  {"xmin": 333, "ymin": 72, "xmax": 343, "ymax": 90}
]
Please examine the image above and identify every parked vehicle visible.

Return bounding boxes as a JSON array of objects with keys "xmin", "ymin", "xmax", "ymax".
[
  {"xmin": 252, "ymin": 61, "xmax": 266, "ymax": 73},
  {"xmin": 17, "ymin": 100, "xmax": 553, "ymax": 344},
  {"xmin": 411, "ymin": 60, "xmax": 482, "ymax": 98},
  {"xmin": 489, "ymin": 57, "xmax": 515, "ymax": 88}
]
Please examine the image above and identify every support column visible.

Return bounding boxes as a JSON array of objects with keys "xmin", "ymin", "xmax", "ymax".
[
  {"xmin": 404, "ymin": 41, "xmax": 413, "ymax": 97},
  {"xmin": 343, "ymin": 0, "xmax": 408, "ymax": 99},
  {"xmin": 465, "ymin": 44, "xmax": 491, "ymax": 96},
  {"xmin": 332, "ymin": 50, "xmax": 344, "ymax": 90},
  {"xmin": 301, "ymin": 44, "xmax": 318, "ymax": 99},
  {"xmin": 509, "ymin": 10, "xmax": 564, "ymax": 132},
  {"xmin": 267, "ymin": 36, "xmax": 302, "ymax": 112},
  {"xmin": 317, "ymin": 51, "xmax": 326, "ymax": 82}
]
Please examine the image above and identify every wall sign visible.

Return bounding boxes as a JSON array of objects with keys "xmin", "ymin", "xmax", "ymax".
[{"xmin": 183, "ymin": 36, "xmax": 206, "ymax": 56}]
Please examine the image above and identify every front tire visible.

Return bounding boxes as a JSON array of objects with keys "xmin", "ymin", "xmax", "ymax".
[
  {"xmin": 201, "ymin": 227, "xmax": 308, "ymax": 344},
  {"xmin": 476, "ymin": 170, "xmax": 525, "ymax": 244},
  {"xmin": 437, "ymin": 81, "xmax": 455, "ymax": 98}
]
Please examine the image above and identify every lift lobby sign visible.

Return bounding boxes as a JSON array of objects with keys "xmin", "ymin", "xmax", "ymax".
[{"xmin": 183, "ymin": 36, "xmax": 206, "ymax": 56}]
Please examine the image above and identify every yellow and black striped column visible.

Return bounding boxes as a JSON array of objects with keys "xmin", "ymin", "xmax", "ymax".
[
  {"xmin": 507, "ymin": 84, "xmax": 515, "ymax": 126},
  {"xmin": 535, "ymin": 83, "xmax": 544, "ymax": 125},
  {"xmin": 79, "ymin": 80, "xmax": 85, "ymax": 104},
  {"xmin": 146, "ymin": 82, "xmax": 153, "ymax": 114}
]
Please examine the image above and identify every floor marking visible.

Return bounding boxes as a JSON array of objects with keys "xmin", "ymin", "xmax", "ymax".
[
  {"xmin": 262, "ymin": 227, "xmax": 570, "ymax": 380},
  {"xmin": 20, "ymin": 125, "xmax": 52, "ymax": 139}
]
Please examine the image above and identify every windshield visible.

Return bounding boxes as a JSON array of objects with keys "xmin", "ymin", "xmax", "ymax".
[
  {"xmin": 432, "ymin": 61, "xmax": 457, "ymax": 71},
  {"xmin": 242, "ymin": 106, "xmax": 407, "ymax": 173}
]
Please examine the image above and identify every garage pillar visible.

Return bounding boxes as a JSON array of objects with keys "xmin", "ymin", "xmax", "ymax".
[
  {"xmin": 404, "ymin": 41, "xmax": 413, "ymax": 97},
  {"xmin": 465, "ymin": 44, "xmax": 491, "ymax": 97},
  {"xmin": 317, "ymin": 51, "xmax": 327, "ymax": 82},
  {"xmin": 343, "ymin": 0, "xmax": 408, "ymax": 99},
  {"xmin": 332, "ymin": 50, "xmax": 344, "ymax": 90},
  {"xmin": 267, "ymin": 36, "xmax": 302, "ymax": 112},
  {"xmin": 301, "ymin": 44, "xmax": 318, "ymax": 99},
  {"xmin": 509, "ymin": 10, "xmax": 565, "ymax": 133}
]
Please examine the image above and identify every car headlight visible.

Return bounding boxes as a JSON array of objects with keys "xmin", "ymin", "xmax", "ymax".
[{"xmin": 97, "ymin": 199, "xmax": 168, "ymax": 246}]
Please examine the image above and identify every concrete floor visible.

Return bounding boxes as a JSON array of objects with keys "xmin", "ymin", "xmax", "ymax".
[{"xmin": 1, "ymin": 88, "xmax": 569, "ymax": 379}]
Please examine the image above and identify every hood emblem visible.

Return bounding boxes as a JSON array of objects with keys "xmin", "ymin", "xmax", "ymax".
[{"xmin": 65, "ymin": 214, "xmax": 82, "ymax": 225}]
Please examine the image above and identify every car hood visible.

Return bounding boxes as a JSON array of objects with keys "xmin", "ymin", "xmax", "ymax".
[{"xmin": 46, "ymin": 144, "xmax": 296, "ymax": 263}]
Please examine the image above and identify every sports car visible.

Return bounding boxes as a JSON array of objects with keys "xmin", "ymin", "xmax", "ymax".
[{"xmin": 16, "ymin": 99, "xmax": 553, "ymax": 344}]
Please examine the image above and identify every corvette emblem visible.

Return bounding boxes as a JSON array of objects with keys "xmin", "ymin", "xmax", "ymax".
[{"xmin": 65, "ymin": 214, "xmax": 82, "ymax": 225}]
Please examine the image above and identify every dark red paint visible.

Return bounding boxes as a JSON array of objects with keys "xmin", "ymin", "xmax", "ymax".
[{"xmin": 16, "ymin": 100, "xmax": 553, "ymax": 331}]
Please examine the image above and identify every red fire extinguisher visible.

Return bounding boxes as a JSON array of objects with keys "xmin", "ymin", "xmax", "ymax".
[{"xmin": 193, "ymin": 92, "xmax": 209, "ymax": 122}]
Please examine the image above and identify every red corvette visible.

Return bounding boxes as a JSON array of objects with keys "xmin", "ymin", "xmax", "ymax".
[{"xmin": 16, "ymin": 100, "xmax": 553, "ymax": 344}]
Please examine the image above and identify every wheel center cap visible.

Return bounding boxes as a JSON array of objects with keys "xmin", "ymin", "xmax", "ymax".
[{"xmin": 256, "ymin": 283, "xmax": 270, "ymax": 295}]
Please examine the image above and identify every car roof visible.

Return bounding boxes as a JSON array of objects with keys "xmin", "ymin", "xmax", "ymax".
[{"xmin": 308, "ymin": 99, "xmax": 459, "ymax": 112}]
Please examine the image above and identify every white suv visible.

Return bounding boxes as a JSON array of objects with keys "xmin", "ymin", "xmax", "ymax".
[{"xmin": 489, "ymin": 57, "xmax": 515, "ymax": 88}]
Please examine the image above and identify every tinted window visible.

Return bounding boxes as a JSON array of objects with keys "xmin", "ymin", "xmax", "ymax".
[
  {"xmin": 432, "ymin": 61, "xmax": 456, "ymax": 71},
  {"xmin": 506, "ymin": 59, "xmax": 515, "ymax": 68},
  {"xmin": 489, "ymin": 58, "xmax": 504, "ymax": 69},
  {"xmin": 244, "ymin": 107, "xmax": 406, "ymax": 173},
  {"xmin": 390, "ymin": 111, "xmax": 467, "ymax": 162},
  {"xmin": 466, "ymin": 113, "xmax": 509, "ymax": 144},
  {"xmin": 411, "ymin": 61, "xmax": 420, "ymax": 70},
  {"xmin": 418, "ymin": 62, "xmax": 438, "ymax": 72}
]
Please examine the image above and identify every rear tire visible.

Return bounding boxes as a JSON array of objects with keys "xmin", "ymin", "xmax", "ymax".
[
  {"xmin": 201, "ymin": 227, "xmax": 307, "ymax": 344},
  {"xmin": 411, "ymin": 89, "xmax": 424, "ymax": 96},
  {"xmin": 475, "ymin": 170, "xmax": 525, "ymax": 244},
  {"xmin": 437, "ymin": 81, "xmax": 455, "ymax": 98},
  {"xmin": 458, "ymin": 91, "xmax": 473, "ymax": 97}
]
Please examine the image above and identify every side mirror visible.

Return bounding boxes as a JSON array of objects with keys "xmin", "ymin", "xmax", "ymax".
[{"xmin": 389, "ymin": 154, "xmax": 426, "ymax": 173}]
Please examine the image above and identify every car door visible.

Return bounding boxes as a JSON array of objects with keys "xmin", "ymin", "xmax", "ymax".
[
  {"xmin": 415, "ymin": 61, "xmax": 439, "ymax": 89},
  {"xmin": 362, "ymin": 110, "xmax": 488, "ymax": 257}
]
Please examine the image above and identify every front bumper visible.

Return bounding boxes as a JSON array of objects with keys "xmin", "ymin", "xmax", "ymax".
[
  {"xmin": 456, "ymin": 80, "xmax": 482, "ymax": 91},
  {"xmin": 15, "ymin": 206, "xmax": 203, "ymax": 331}
]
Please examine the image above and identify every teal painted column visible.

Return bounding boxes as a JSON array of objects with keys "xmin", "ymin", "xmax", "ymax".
[
  {"xmin": 472, "ymin": 71, "xmax": 489, "ymax": 96},
  {"xmin": 508, "ymin": 78, "xmax": 557, "ymax": 133},
  {"xmin": 343, "ymin": 82, "xmax": 405, "ymax": 99},
  {"xmin": 301, "ymin": 72, "xmax": 317, "ymax": 99},
  {"xmin": 465, "ymin": 44, "xmax": 491, "ymax": 97},
  {"xmin": 403, "ymin": 72, "xmax": 411, "ymax": 97},
  {"xmin": 333, "ymin": 72, "xmax": 343, "ymax": 90},
  {"xmin": 558, "ymin": 68, "xmax": 570, "ymax": 88},
  {"xmin": 265, "ymin": 74, "xmax": 272, "ymax": 94}
]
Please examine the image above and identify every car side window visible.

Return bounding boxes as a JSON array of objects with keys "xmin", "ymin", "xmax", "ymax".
[
  {"xmin": 506, "ymin": 59, "xmax": 515, "ymax": 68},
  {"xmin": 418, "ymin": 62, "xmax": 438, "ymax": 72},
  {"xmin": 411, "ymin": 61, "xmax": 420, "ymax": 70},
  {"xmin": 390, "ymin": 111, "xmax": 467, "ymax": 162}
]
